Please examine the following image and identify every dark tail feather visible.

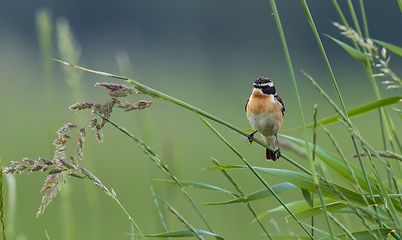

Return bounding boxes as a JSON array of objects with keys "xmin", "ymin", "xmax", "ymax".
[{"xmin": 265, "ymin": 148, "xmax": 277, "ymax": 161}]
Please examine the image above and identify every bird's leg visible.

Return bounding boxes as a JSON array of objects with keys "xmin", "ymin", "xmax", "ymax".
[
  {"xmin": 247, "ymin": 131, "xmax": 258, "ymax": 145},
  {"xmin": 274, "ymin": 134, "xmax": 281, "ymax": 159}
]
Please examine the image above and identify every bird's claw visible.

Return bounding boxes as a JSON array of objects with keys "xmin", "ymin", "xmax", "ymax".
[
  {"xmin": 247, "ymin": 131, "xmax": 257, "ymax": 145},
  {"xmin": 274, "ymin": 149, "xmax": 281, "ymax": 159}
]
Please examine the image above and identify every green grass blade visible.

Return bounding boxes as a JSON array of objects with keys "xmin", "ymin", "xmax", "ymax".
[
  {"xmin": 253, "ymin": 167, "xmax": 373, "ymax": 206},
  {"xmin": 398, "ymin": 0, "xmax": 402, "ymax": 13},
  {"xmin": 267, "ymin": 234, "xmax": 311, "ymax": 240},
  {"xmin": 296, "ymin": 97, "xmax": 402, "ymax": 129},
  {"xmin": 199, "ymin": 165, "xmax": 247, "ymax": 171},
  {"xmin": 195, "ymin": 114, "xmax": 313, "ymax": 239},
  {"xmin": 369, "ymin": 164, "xmax": 402, "ymax": 233},
  {"xmin": 36, "ymin": 9, "xmax": 56, "ymax": 156},
  {"xmin": 372, "ymin": 39, "xmax": 402, "ymax": 57},
  {"xmin": 161, "ymin": 199, "xmax": 204, "ymax": 240},
  {"xmin": 154, "ymin": 179, "xmax": 236, "ymax": 196},
  {"xmin": 285, "ymin": 202, "xmax": 347, "ymax": 222},
  {"xmin": 282, "ymin": 134, "xmax": 402, "ymax": 214},
  {"xmin": 299, "ymin": 1, "xmax": 348, "ymax": 116},
  {"xmin": 97, "ymin": 114, "xmax": 216, "ymax": 237},
  {"xmin": 326, "ymin": 35, "xmax": 367, "ymax": 63},
  {"xmin": 211, "ymin": 158, "xmax": 245, "ymax": 197},
  {"xmin": 136, "ymin": 229, "xmax": 224, "ymax": 239},
  {"xmin": 318, "ymin": 228, "xmax": 393, "ymax": 240},
  {"xmin": 57, "ymin": 17, "xmax": 84, "ymax": 240},
  {"xmin": 359, "ymin": 0, "xmax": 369, "ymax": 39},
  {"xmin": 54, "ymin": 59, "xmax": 311, "ymax": 175},
  {"xmin": 150, "ymin": 186, "xmax": 169, "ymax": 240},
  {"xmin": 0, "ymin": 158, "xmax": 6, "ymax": 240},
  {"xmin": 203, "ymin": 183, "xmax": 297, "ymax": 205},
  {"xmin": 254, "ymin": 199, "xmax": 338, "ymax": 222},
  {"xmin": 301, "ymin": 188, "xmax": 313, "ymax": 208},
  {"xmin": 394, "ymin": 108, "xmax": 402, "ymax": 120},
  {"xmin": 210, "ymin": 158, "xmax": 271, "ymax": 239},
  {"xmin": 312, "ymin": 103, "xmax": 335, "ymax": 239},
  {"xmin": 280, "ymin": 135, "xmax": 372, "ymax": 191}
]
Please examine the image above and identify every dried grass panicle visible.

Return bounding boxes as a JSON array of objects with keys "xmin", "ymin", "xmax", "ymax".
[
  {"xmin": 53, "ymin": 137, "xmax": 68, "ymax": 146},
  {"xmin": 59, "ymin": 157, "xmax": 76, "ymax": 169},
  {"xmin": 3, "ymin": 158, "xmax": 53, "ymax": 174},
  {"xmin": 23, "ymin": 157, "xmax": 34, "ymax": 164},
  {"xmin": 79, "ymin": 165, "xmax": 98, "ymax": 182},
  {"xmin": 89, "ymin": 117, "xmax": 97, "ymax": 129},
  {"xmin": 74, "ymin": 146, "xmax": 84, "ymax": 161},
  {"xmin": 100, "ymin": 98, "xmax": 119, "ymax": 114},
  {"xmin": 40, "ymin": 157, "xmax": 56, "ymax": 166},
  {"xmin": 95, "ymin": 124, "xmax": 103, "ymax": 143},
  {"xmin": 68, "ymin": 172, "xmax": 85, "ymax": 178},
  {"xmin": 92, "ymin": 104, "xmax": 102, "ymax": 115},
  {"xmin": 95, "ymin": 82, "xmax": 139, "ymax": 97},
  {"xmin": 37, "ymin": 173, "xmax": 66, "ymax": 216},
  {"xmin": 333, "ymin": 22, "xmax": 401, "ymax": 88},
  {"xmin": 3, "ymin": 117, "xmax": 111, "ymax": 216},
  {"xmin": 28, "ymin": 162, "xmax": 46, "ymax": 174},
  {"xmin": 68, "ymin": 102, "xmax": 94, "ymax": 112},
  {"xmin": 3, "ymin": 161, "xmax": 27, "ymax": 174},
  {"xmin": 118, "ymin": 100, "xmax": 153, "ymax": 112},
  {"xmin": 56, "ymin": 123, "xmax": 77, "ymax": 135},
  {"xmin": 4, "ymin": 78, "xmax": 158, "ymax": 215},
  {"xmin": 332, "ymin": 22, "xmax": 374, "ymax": 51},
  {"xmin": 94, "ymin": 98, "xmax": 119, "ymax": 128},
  {"xmin": 79, "ymin": 127, "xmax": 86, "ymax": 137},
  {"xmin": 48, "ymin": 168, "xmax": 64, "ymax": 174}
]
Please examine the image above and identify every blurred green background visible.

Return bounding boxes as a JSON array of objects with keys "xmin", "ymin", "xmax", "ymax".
[{"xmin": 1, "ymin": 1, "xmax": 402, "ymax": 239}]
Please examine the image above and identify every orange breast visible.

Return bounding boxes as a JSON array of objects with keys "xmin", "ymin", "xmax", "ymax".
[
  {"xmin": 246, "ymin": 90, "xmax": 283, "ymax": 130},
  {"xmin": 247, "ymin": 90, "xmax": 283, "ymax": 114},
  {"xmin": 247, "ymin": 92, "xmax": 273, "ymax": 115}
]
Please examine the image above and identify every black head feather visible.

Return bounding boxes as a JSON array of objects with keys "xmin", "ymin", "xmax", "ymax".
[{"xmin": 253, "ymin": 77, "xmax": 276, "ymax": 95}]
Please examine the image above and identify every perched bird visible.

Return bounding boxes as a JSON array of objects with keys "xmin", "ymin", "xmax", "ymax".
[{"xmin": 245, "ymin": 77, "xmax": 285, "ymax": 161}]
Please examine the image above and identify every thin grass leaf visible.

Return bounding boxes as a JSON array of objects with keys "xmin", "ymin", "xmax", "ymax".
[
  {"xmin": 369, "ymin": 163, "xmax": 402, "ymax": 232},
  {"xmin": 326, "ymin": 35, "xmax": 368, "ymax": 64},
  {"xmin": 253, "ymin": 199, "xmax": 338, "ymax": 223},
  {"xmin": 161, "ymin": 199, "xmax": 204, "ymax": 240},
  {"xmin": 195, "ymin": 113, "xmax": 312, "ymax": 239},
  {"xmin": 327, "ymin": 211, "xmax": 357, "ymax": 240},
  {"xmin": 372, "ymin": 39, "xmax": 402, "ymax": 57},
  {"xmin": 266, "ymin": 234, "xmax": 312, "ymax": 240},
  {"xmin": 394, "ymin": 108, "xmax": 402, "ymax": 120},
  {"xmin": 97, "ymin": 114, "xmax": 216, "ymax": 237},
  {"xmin": 318, "ymin": 228, "xmax": 392, "ymax": 240},
  {"xmin": 285, "ymin": 202, "xmax": 348, "ymax": 222},
  {"xmin": 281, "ymin": 135, "xmax": 391, "ymax": 194},
  {"xmin": 211, "ymin": 158, "xmax": 244, "ymax": 196},
  {"xmin": 154, "ymin": 179, "xmax": 235, "ymax": 196},
  {"xmin": 210, "ymin": 158, "xmax": 271, "ymax": 239},
  {"xmin": 253, "ymin": 167, "xmax": 374, "ymax": 206},
  {"xmin": 298, "ymin": 221, "xmax": 332, "ymax": 240},
  {"xmin": 134, "ymin": 229, "xmax": 224, "ymax": 239},
  {"xmin": 54, "ymin": 60, "xmax": 312, "ymax": 176},
  {"xmin": 57, "ymin": 16, "xmax": 84, "ymax": 240},
  {"xmin": 151, "ymin": 186, "xmax": 169, "ymax": 240},
  {"xmin": 198, "ymin": 165, "xmax": 247, "ymax": 171},
  {"xmin": 296, "ymin": 97, "xmax": 402, "ymax": 129},
  {"xmin": 0, "ymin": 158, "xmax": 6, "ymax": 240},
  {"xmin": 203, "ymin": 183, "xmax": 297, "ymax": 205},
  {"xmin": 301, "ymin": 188, "xmax": 313, "ymax": 208}
]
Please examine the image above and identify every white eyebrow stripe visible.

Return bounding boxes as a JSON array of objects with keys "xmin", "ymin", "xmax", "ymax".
[{"xmin": 254, "ymin": 82, "xmax": 274, "ymax": 87}]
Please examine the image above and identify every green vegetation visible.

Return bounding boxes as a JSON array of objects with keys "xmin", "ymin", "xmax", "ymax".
[{"xmin": 1, "ymin": 1, "xmax": 402, "ymax": 239}]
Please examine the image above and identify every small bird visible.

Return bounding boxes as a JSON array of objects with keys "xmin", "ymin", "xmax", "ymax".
[{"xmin": 245, "ymin": 77, "xmax": 285, "ymax": 161}]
